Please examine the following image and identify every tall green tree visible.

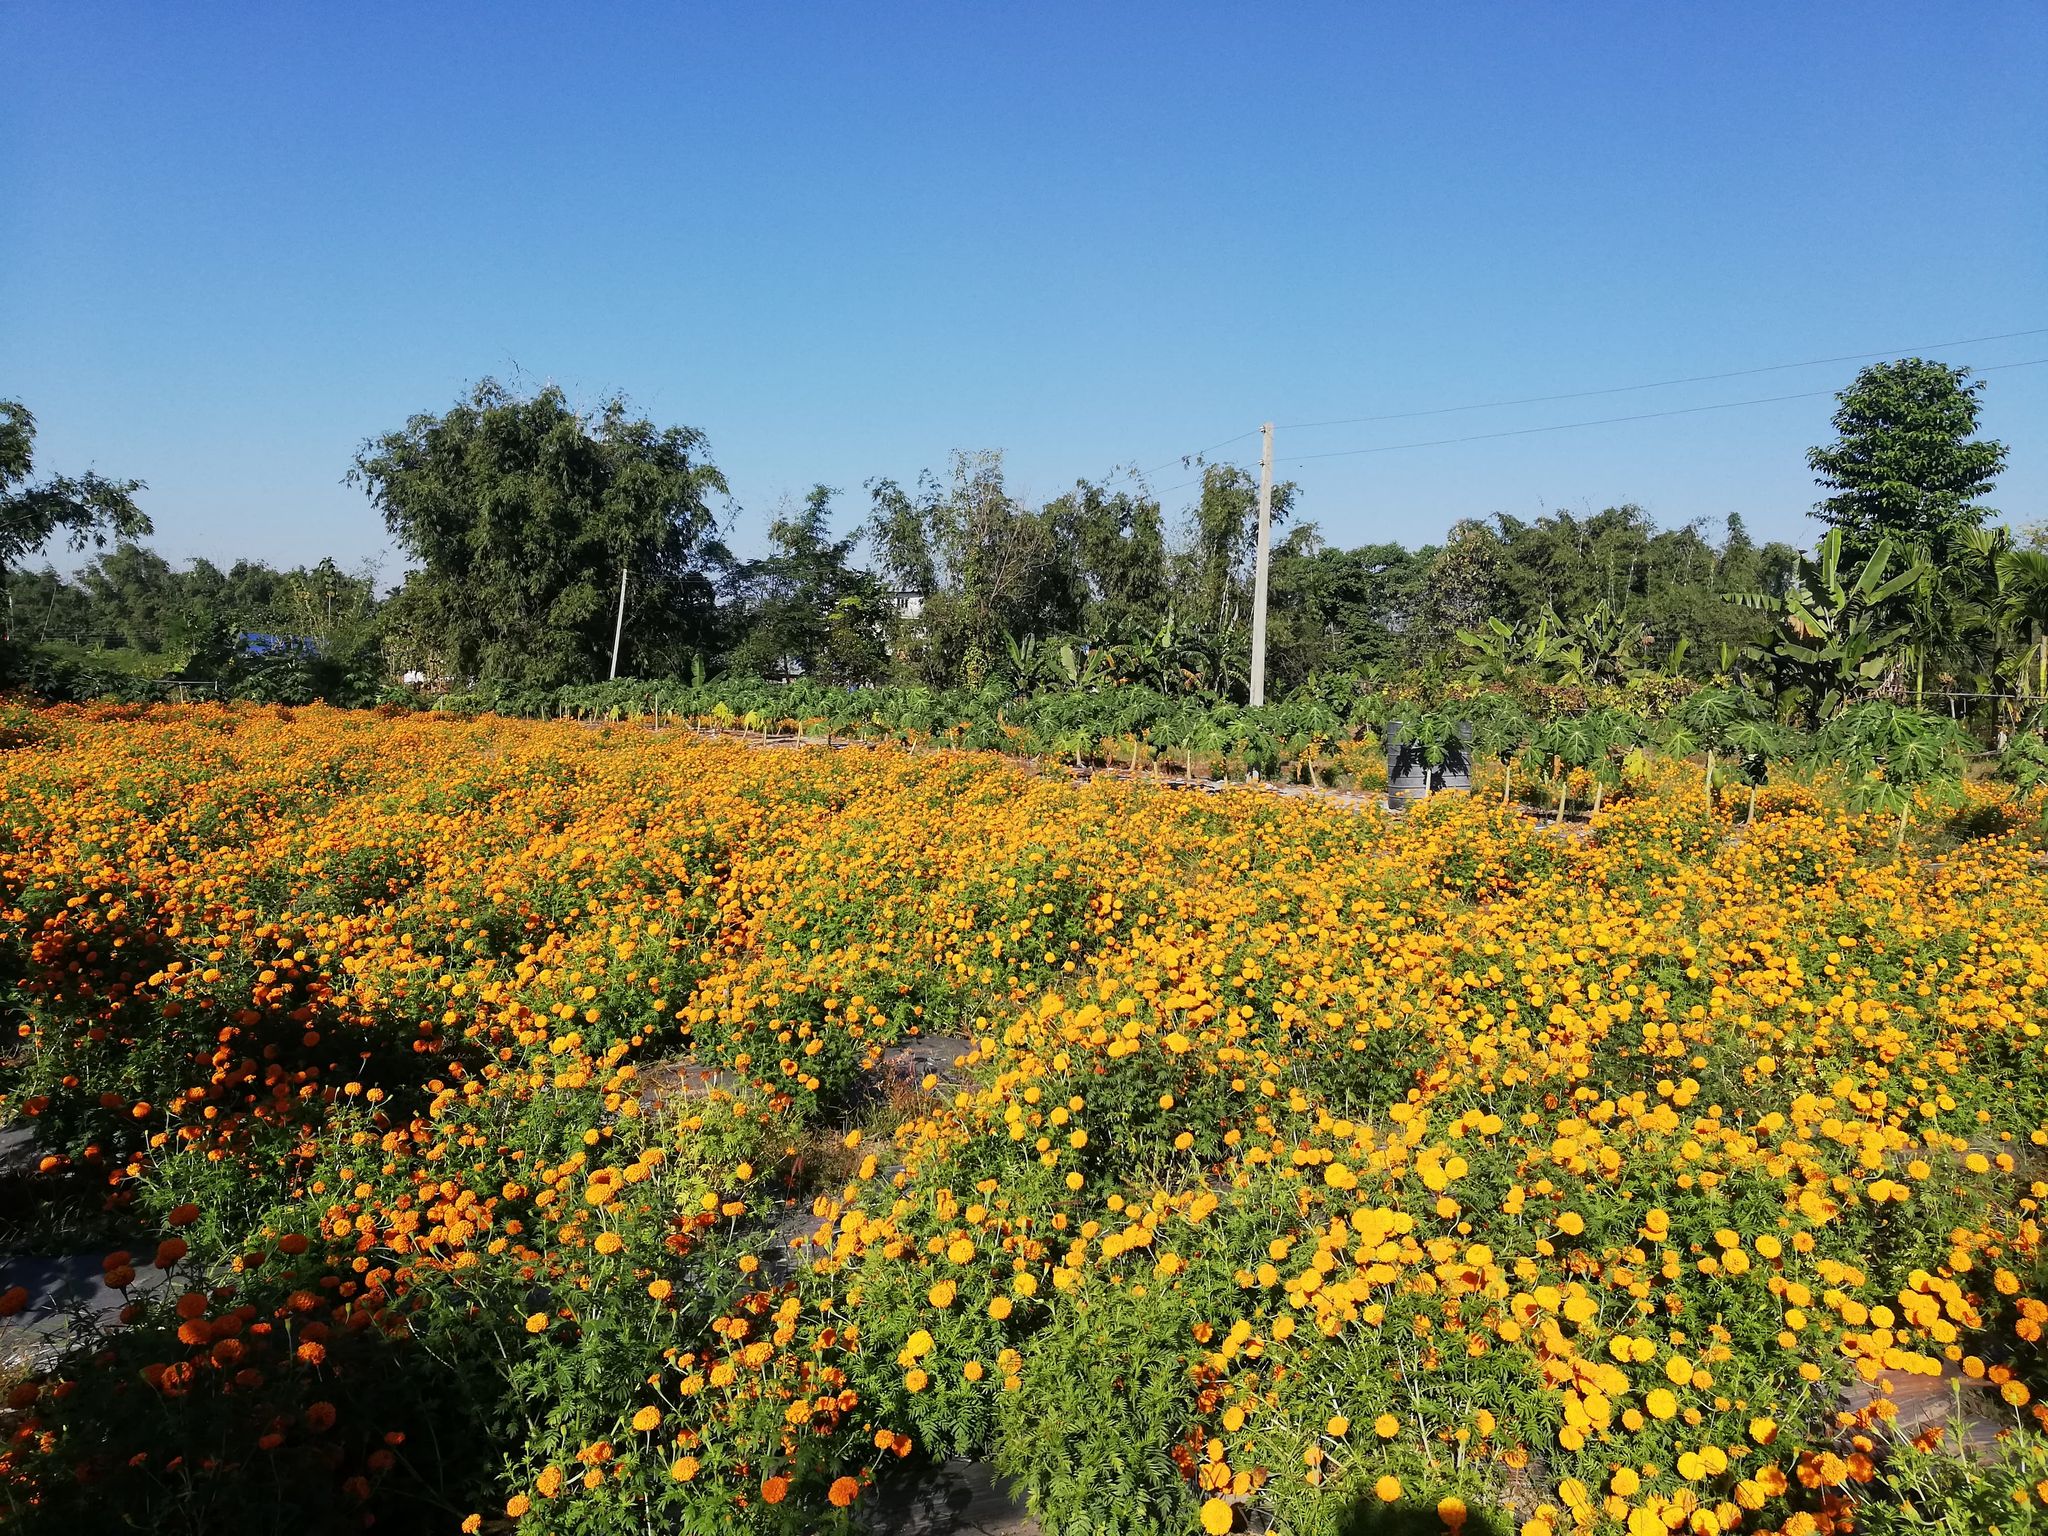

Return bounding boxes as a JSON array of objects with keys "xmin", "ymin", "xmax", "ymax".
[
  {"xmin": 1808, "ymin": 359, "xmax": 2008, "ymax": 563},
  {"xmin": 1414, "ymin": 518, "xmax": 1505, "ymax": 656},
  {"xmin": 1042, "ymin": 478, "xmax": 1168, "ymax": 639},
  {"xmin": 1170, "ymin": 463, "xmax": 1297, "ymax": 636},
  {"xmin": 0, "ymin": 400, "xmax": 150, "ymax": 591},
  {"xmin": 864, "ymin": 452, "xmax": 1080, "ymax": 686},
  {"xmin": 728, "ymin": 485, "xmax": 885, "ymax": 684},
  {"xmin": 351, "ymin": 381, "xmax": 727, "ymax": 687}
]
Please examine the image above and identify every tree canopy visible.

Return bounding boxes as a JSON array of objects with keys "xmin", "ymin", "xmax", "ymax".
[
  {"xmin": 0, "ymin": 400, "xmax": 150, "ymax": 584},
  {"xmin": 1808, "ymin": 358, "xmax": 2007, "ymax": 563},
  {"xmin": 351, "ymin": 381, "xmax": 728, "ymax": 687}
]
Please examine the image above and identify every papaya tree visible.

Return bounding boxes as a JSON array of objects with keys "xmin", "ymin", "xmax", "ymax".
[{"xmin": 1811, "ymin": 700, "xmax": 1969, "ymax": 850}]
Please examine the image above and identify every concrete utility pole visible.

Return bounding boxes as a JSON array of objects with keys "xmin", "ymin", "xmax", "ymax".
[
  {"xmin": 1248, "ymin": 421, "xmax": 1275, "ymax": 708},
  {"xmin": 609, "ymin": 562, "xmax": 629, "ymax": 680}
]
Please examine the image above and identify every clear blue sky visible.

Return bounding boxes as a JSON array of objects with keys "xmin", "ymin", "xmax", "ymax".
[{"xmin": 6, "ymin": 2, "xmax": 2045, "ymax": 583}]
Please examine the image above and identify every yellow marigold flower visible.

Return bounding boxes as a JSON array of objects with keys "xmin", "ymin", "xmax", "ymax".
[
  {"xmin": 1374, "ymin": 1412, "xmax": 1400, "ymax": 1439},
  {"xmin": 1200, "ymin": 1497, "xmax": 1234, "ymax": 1534},
  {"xmin": 1374, "ymin": 1475, "xmax": 1402, "ymax": 1502},
  {"xmin": 631, "ymin": 1406, "xmax": 660, "ymax": 1432},
  {"xmin": 1646, "ymin": 1388, "xmax": 1678, "ymax": 1420},
  {"xmin": 928, "ymin": 1279, "xmax": 957, "ymax": 1308}
]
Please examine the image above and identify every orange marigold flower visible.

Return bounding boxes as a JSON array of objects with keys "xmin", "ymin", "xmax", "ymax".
[
  {"xmin": 829, "ymin": 1475, "xmax": 860, "ymax": 1507},
  {"xmin": 762, "ymin": 1475, "xmax": 789, "ymax": 1504}
]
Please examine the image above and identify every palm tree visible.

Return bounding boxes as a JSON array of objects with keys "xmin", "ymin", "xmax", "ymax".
[{"xmin": 2000, "ymin": 549, "xmax": 2048, "ymax": 701}]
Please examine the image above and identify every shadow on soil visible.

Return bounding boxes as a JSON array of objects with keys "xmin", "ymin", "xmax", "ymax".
[{"xmin": 1333, "ymin": 1499, "xmax": 1509, "ymax": 1536}]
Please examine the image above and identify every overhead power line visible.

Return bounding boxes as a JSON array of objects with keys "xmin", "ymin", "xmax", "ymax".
[
  {"xmin": 1144, "ymin": 332, "xmax": 2047, "ymax": 493},
  {"xmin": 1137, "ymin": 429, "xmax": 1260, "ymax": 478},
  {"xmin": 1277, "ymin": 355, "xmax": 2048, "ymax": 467},
  {"xmin": 1274, "ymin": 326, "xmax": 2048, "ymax": 432}
]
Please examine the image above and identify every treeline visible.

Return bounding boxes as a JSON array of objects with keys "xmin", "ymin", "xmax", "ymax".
[
  {"xmin": 3, "ymin": 359, "xmax": 2037, "ymax": 728},
  {"xmin": 4, "ymin": 384, "xmax": 1802, "ymax": 704}
]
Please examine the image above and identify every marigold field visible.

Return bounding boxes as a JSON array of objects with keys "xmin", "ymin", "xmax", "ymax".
[{"xmin": 5, "ymin": 704, "xmax": 2048, "ymax": 1536}]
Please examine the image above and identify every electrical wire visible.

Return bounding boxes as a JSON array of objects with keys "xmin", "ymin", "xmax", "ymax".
[
  {"xmin": 1274, "ymin": 326, "xmax": 2048, "ymax": 431},
  {"xmin": 1137, "ymin": 429, "xmax": 1261, "ymax": 478},
  {"xmin": 1276, "ymin": 356, "xmax": 2048, "ymax": 468}
]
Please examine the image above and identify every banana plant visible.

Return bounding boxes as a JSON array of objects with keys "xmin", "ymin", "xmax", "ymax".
[
  {"xmin": 999, "ymin": 633, "xmax": 1060, "ymax": 696},
  {"xmin": 1727, "ymin": 529, "xmax": 1926, "ymax": 723},
  {"xmin": 1455, "ymin": 609, "xmax": 1585, "ymax": 684},
  {"xmin": 1056, "ymin": 641, "xmax": 1111, "ymax": 692},
  {"xmin": 1565, "ymin": 600, "xmax": 1654, "ymax": 686}
]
